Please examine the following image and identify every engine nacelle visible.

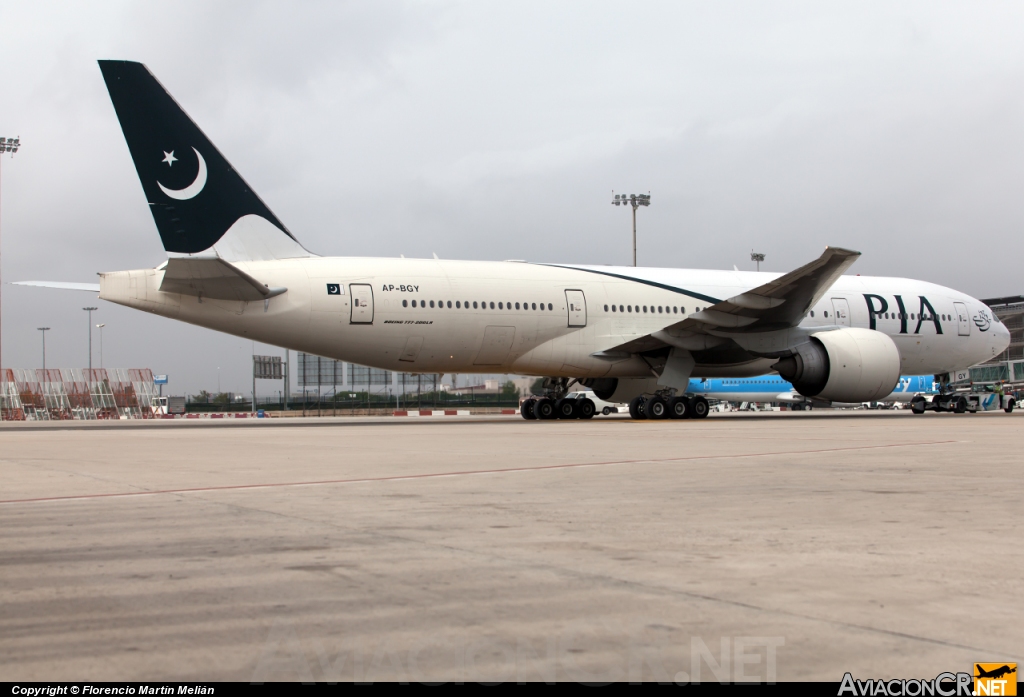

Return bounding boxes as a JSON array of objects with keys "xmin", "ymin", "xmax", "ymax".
[
  {"xmin": 772, "ymin": 328, "xmax": 900, "ymax": 403},
  {"xmin": 581, "ymin": 377, "xmax": 659, "ymax": 404}
]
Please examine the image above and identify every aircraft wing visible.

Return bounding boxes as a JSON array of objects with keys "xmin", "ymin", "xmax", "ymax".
[
  {"xmin": 159, "ymin": 257, "xmax": 287, "ymax": 301},
  {"xmin": 603, "ymin": 246, "xmax": 861, "ymax": 354}
]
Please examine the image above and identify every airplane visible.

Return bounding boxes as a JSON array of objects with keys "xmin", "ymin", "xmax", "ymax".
[
  {"xmin": 975, "ymin": 665, "xmax": 1016, "ymax": 680},
  {"xmin": 15, "ymin": 60, "xmax": 1011, "ymax": 423},
  {"xmin": 684, "ymin": 374, "xmax": 938, "ymax": 412}
]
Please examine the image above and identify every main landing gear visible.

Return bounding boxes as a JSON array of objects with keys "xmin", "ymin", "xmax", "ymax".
[
  {"xmin": 520, "ymin": 377, "xmax": 596, "ymax": 421},
  {"xmin": 628, "ymin": 394, "xmax": 709, "ymax": 420},
  {"xmin": 520, "ymin": 396, "xmax": 596, "ymax": 420}
]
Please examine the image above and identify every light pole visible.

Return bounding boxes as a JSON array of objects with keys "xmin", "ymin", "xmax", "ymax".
[
  {"xmin": 96, "ymin": 324, "xmax": 106, "ymax": 369},
  {"xmin": 0, "ymin": 136, "xmax": 22, "ymax": 382},
  {"xmin": 38, "ymin": 327, "xmax": 50, "ymax": 374},
  {"xmin": 83, "ymin": 307, "xmax": 98, "ymax": 371},
  {"xmin": 751, "ymin": 251, "xmax": 765, "ymax": 272},
  {"xmin": 611, "ymin": 192, "xmax": 650, "ymax": 267}
]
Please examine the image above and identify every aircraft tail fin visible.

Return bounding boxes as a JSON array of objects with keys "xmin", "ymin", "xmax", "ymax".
[{"xmin": 98, "ymin": 60, "xmax": 313, "ymax": 261}]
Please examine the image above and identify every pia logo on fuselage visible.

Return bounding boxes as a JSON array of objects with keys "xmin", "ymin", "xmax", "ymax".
[{"xmin": 973, "ymin": 310, "xmax": 992, "ymax": 332}]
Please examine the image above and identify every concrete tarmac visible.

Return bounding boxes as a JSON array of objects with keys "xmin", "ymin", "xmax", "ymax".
[{"xmin": 1, "ymin": 411, "xmax": 1021, "ymax": 682}]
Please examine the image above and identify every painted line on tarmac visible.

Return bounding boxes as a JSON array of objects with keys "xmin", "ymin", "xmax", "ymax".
[{"xmin": 0, "ymin": 439, "xmax": 962, "ymax": 506}]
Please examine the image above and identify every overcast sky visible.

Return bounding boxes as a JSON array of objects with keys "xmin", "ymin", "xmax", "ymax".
[{"xmin": 2, "ymin": 1, "xmax": 1023, "ymax": 396}]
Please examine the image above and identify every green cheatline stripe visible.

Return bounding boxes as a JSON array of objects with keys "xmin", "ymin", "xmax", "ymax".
[{"xmin": 536, "ymin": 264, "xmax": 723, "ymax": 304}]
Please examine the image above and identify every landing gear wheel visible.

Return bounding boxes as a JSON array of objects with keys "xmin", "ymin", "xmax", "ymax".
[
  {"xmin": 535, "ymin": 398, "xmax": 556, "ymax": 420},
  {"xmin": 668, "ymin": 396, "xmax": 690, "ymax": 419},
  {"xmin": 556, "ymin": 398, "xmax": 578, "ymax": 419},
  {"xmin": 690, "ymin": 396, "xmax": 710, "ymax": 419},
  {"xmin": 521, "ymin": 398, "xmax": 537, "ymax": 420},
  {"xmin": 910, "ymin": 396, "xmax": 926, "ymax": 415},
  {"xmin": 578, "ymin": 398, "xmax": 596, "ymax": 419},
  {"xmin": 954, "ymin": 396, "xmax": 968, "ymax": 414},
  {"xmin": 1005, "ymin": 399, "xmax": 1015, "ymax": 414},
  {"xmin": 628, "ymin": 396, "xmax": 647, "ymax": 420},
  {"xmin": 645, "ymin": 396, "xmax": 668, "ymax": 420}
]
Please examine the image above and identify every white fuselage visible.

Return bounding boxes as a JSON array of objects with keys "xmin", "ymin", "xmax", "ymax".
[{"xmin": 98, "ymin": 257, "xmax": 1008, "ymax": 379}]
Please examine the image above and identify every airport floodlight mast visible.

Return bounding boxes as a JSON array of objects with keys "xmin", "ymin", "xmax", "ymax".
[
  {"xmin": 751, "ymin": 251, "xmax": 766, "ymax": 271},
  {"xmin": 611, "ymin": 192, "xmax": 651, "ymax": 267},
  {"xmin": 0, "ymin": 136, "xmax": 21, "ymax": 382},
  {"xmin": 83, "ymin": 307, "xmax": 98, "ymax": 370},
  {"xmin": 38, "ymin": 327, "xmax": 49, "ymax": 374},
  {"xmin": 96, "ymin": 324, "xmax": 106, "ymax": 369}
]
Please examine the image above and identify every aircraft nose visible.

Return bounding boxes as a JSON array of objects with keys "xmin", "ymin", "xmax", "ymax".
[{"xmin": 995, "ymin": 322, "xmax": 1011, "ymax": 353}]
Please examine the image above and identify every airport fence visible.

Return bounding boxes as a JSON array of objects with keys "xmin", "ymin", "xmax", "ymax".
[{"xmin": 185, "ymin": 391, "xmax": 521, "ymax": 414}]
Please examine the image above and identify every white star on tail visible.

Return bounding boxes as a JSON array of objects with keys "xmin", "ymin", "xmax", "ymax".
[{"xmin": 162, "ymin": 151, "xmax": 177, "ymax": 166}]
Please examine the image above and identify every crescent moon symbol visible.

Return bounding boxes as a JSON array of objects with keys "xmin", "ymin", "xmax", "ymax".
[{"xmin": 158, "ymin": 147, "xmax": 207, "ymax": 200}]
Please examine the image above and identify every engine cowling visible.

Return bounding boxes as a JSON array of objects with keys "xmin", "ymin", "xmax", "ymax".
[{"xmin": 772, "ymin": 328, "xmax": 900, "ymax": 403}]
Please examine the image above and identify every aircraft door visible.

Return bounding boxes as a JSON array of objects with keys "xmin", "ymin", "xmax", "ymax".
[
  {"xmin": 954, "ymin": 301, "xmax": 970, "ymax": 336},
  {"xmin": 565, "ymin": 290, "xmax": 587, "ymax": 327},
  {"xmin": 831, "ymin": 297, "xmax": 851, "ymax": 326},
  {"xmin": 350, "ymin": 284, "xmax": 374, "ymax": 324}
]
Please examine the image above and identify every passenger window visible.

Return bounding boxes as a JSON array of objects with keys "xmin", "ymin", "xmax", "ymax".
[
  {"xmin": 824, "ymin": 311, "xmax": 829, "ymax": 318},
  {"xmin": 658, "ymin": 306, "xmax": 663, "ymax": 313},
  {"xmin": 473, "ymin": 301, "xmax": 478, "ymax": 309},
  {"xmin": 643, "ymin": 306, "xmax": 648, "ymax": 313},
  {"xmin": 604, "ymin": 304, "xmax": 608, "ymax": 311},
  {"xmin": 489, "ymin": 302, "xmax": 495, "ymax": 309},
  {"xmin": 447, "ymin": 301, "xmax": 452, "ymax": 308},
  {"xmin": 498, "ymin": 302, "xmax": 503, "ymax": 309},
  {"xmin": 673, "ymin": 307, "xmax": 678, "ymax": 314},
  {"xmin": 403, "ymin": 299, "xmax": 408, "ymax": 307},
  {"xmin": 627, "ymin": 306, "xmax": 632, "ymax": 313},
  {"xmin": 516, "ymin": 302, "xmax": 521, "ymax": 310},
  {"xmin": 612, "ymin": 305, "xmax": 617, "ymax": 312},
  {"xmin": 429, "ymin": 300, "xmax": 435, "ymax": 308},
  {"xmin": 532, "ymin": 303, "xmax": 537, "ymax": 310},
  {"xmin": 619, "ymin": 305, "xmax": 624, "ymax": 312},
  {"xmin": 412, "ymin": 300, "xmax": 418, "ymax": 307}
]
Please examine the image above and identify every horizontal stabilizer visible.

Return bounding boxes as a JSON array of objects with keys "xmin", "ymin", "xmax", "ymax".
[
  {"xmin": 159, "ymin": 257, "xmax": 286, "ymax": 301},
  {"xmin": 11, "ymin": 281, "xmax": 100, "ymax": 292}
]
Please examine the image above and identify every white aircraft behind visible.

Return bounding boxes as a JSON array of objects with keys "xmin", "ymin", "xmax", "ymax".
[{"xmin": 17, "ymin": 61, "xmax": 1010, "ymax": 421}]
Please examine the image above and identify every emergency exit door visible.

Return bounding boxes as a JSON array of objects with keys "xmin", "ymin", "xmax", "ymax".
[
  {"xmin": 831, "ymin": 297, "xmax": 851, "ymax": 326},
  {"xmin": 565, "ymin": 290, "xmax": 587, "ymax": 327},
  {"xmin": 350, "ymin": 284, "xmax": 374, "ymax": 323}
]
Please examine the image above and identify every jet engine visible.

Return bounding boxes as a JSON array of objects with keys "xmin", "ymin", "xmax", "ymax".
[{"xmin": 772, "ymin": 328, "xmax": 900, "ymax": 403}]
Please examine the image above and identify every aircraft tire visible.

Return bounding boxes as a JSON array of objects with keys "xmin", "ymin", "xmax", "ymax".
[
  {"xmin": 556, "ymin": 398, "xmax": 577, "ymax": 419},
  {"xmin": 646, "ymin": 396, "xmax": 668, "ymax": 419},
  {"xmin": 578, "ymin": 399, "xmax": 596, "ymax": 419},
  {"xmin": 628, "ymin": 396, "xmax": 647, "ymax": 420},
  {"xmin": 535, "ymin": 398, "xmax": 556, "ymax": 420},
  {"xmin": 690, "ymin": 396, "xmax": 710, "ymax": 419},
  {"xmin": 668, "ymin": 396, "xmax": 690, "ymax": 419},
  {"xmin": 521, "ymin": 398, "xmax": 537, "ymax": 420}
]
